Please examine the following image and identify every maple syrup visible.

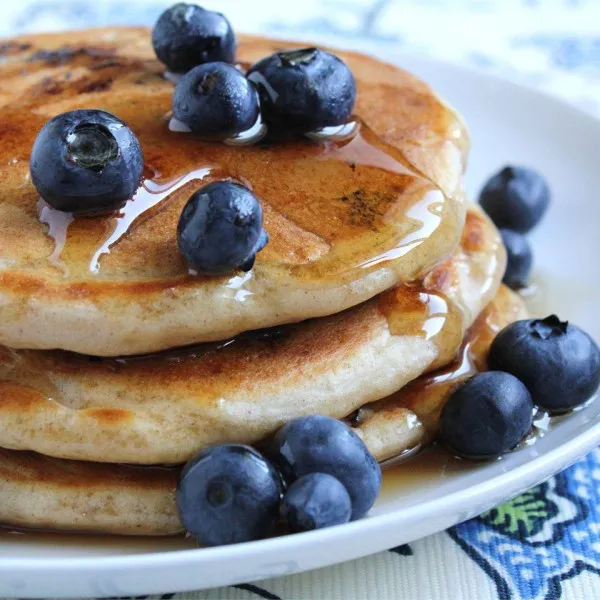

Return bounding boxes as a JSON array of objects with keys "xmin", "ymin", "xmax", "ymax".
[{"xmin": 24, "ymin": 117, "xmax": 449, "ymax": 282}]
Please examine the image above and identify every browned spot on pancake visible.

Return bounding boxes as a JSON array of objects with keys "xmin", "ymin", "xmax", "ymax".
[
  {"xmin": 338, "ymin": 189, "xmax": 389, "ymax": 230},
  {"xmin": 461, "ymin": 210, "xmax": 486, "ymax": 253},
  {"xmin": 84, "ymin": 408, "xmax": 134, "ymax": 424},
  {"xmin": 78, "ymin": 77, "xmax": 113, "ymax": 93},
  {"xmin": 89, "ymin": 58, "xmax": 124, "ymax": 71},
  {"xmin": 30, "ymin": 76, "xmax": 64, "ymax": 96},
  {"xmin": 0, "ymin": 42, "xmax": 32, "ymax": 56},
  {"xmin": 0, "ymin": 271, "xmax": 214, "ymax": 300},
  {"xmin": 0, "ymin": 382, "xmax": 45, "ymax": 411},
  {"xmin": 74, "ymin": 299, "xmax": 384, "ymax": 396},
  {"xmin": 28, "ymin": 46, "xmax": 115, "ymax": 66}
]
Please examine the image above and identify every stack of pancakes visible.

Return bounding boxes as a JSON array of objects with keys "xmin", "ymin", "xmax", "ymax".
[{"xmin": 0, "ymin": 28, "xmax": 526, "ymax": 536}]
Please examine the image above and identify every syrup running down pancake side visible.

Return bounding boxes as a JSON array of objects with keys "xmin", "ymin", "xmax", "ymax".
[
  {"xmin": 0, "ymin": 28, "xmax": 468, "ymax": 355},
  {"xmin": 353, "ymin": 285, "xmax": 529, "ymax": 461}
]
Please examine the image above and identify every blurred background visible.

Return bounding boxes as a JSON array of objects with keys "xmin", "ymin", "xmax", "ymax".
[{"xmin": 1, "ymin": 0, "xmax": 600, "ymax": 115}]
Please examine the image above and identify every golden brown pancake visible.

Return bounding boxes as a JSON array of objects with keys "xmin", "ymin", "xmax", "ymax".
[
  {"xmin": 0, "ymin": 448, "xmax": 179, "ymax": 535},
  {"xmin": 0, "ymin": 286, "xmax": 522, "ymax": 536},
  {"xmin": 0, "ymin": 205, "xmax": 504, "ymax": 464},
  {"xmin": 0, "ymin": 28, "xmax": 467, "ymax": 356}
]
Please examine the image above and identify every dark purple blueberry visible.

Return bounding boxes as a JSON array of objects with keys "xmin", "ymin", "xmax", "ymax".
[
  {"xmin": 500, "ymin": 229, "xmax": 533, "ymax": 289},
  {"xmin": 29, "ymin": 109, "xmax": 143, "ymax": 215},
  {"xmin": 177, "ymin": 444, "xmax": 282, "ymax": 546},
  {"xmin": 488, "ymin": 316, "xmax": 600, "ymax": 412},
  {"xmin": 479, "ymin": 166, "xmax": 550, "ymax": 233},
  {"xmin": 247, "ymin": 48, "xmax": 355, "ymax": 132},
  {"xmin": 152, "ymin": 3, "xmax": 235, "ymax": 73},
  {"xmin": 173, "ymin": 62, "xmax": 259, "ymax": 137},
  {"xmin": 267, "ymin": 415, "xmax": 381, "ymax": 520},
  {"xmin": 177, "ymin": 181, "xmax": 268, "ymax": 275},
  {"xmin": 280, "ymin": 473, "xmax": 352, "ymax": 533},
  {"xmin": 439, "ymin": 371, "xmax": 534, "ymax": 459}
]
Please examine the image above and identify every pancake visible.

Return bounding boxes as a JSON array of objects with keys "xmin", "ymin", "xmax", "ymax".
[
  {"xmin": 0, "ymin": 448, "xmax": 180, "ymax": 536},
  {"xmin": 0, "ymin": 286, "xmax": 522, "ymax": 536},
  {"xmin": 0, "ymin": 28, "xmax": 467, "ymax": 356},
  {"xmin": 0, "ymin": 205, "xmax": 504, "ymax": 464}
]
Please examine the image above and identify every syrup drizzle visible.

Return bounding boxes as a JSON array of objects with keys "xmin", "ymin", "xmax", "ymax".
[
  {"xmin": 353, "ymin": 287, "xmax": 555, "ymax": 463},
  {"xmin": 33, "ymin": 117, "xmax": 450, "ymax": 280},
  {"xmin": 37, "ymin": 199, "xmax": 73, "ymax": 275},
  {"xmin": 88, "ymin": 167, "xmax": 213, "ymax": 273},
  {"xmin": 38, "ymin": 167, "xmax": 214, "ymax": 275}
]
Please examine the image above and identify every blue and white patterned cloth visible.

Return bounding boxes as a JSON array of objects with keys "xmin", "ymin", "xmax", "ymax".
[{"xmin": 2, "ymin": 1, "xmax": 600, "ymax": 598}]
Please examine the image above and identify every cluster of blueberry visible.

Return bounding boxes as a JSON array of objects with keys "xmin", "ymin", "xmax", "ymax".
[
  {"xmin": 437, "ymin": 167, "xmax": 600, "ymax": 460},
  {"xmin": 177, "ymin": 415, "xmax": 381, "ymax": 546},
  {"xmin": 479, "ymin": 165, "xmax": 550, "ymax": 289},
  {"xmin": 154, "ymin": 3, "xmax": 356, "ymax": 137},
  {"xmin": 29, "ymin": 2, "xmax": 357, "ymax": 276}
]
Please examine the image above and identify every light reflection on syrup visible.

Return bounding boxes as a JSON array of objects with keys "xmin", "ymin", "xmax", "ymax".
[
  {"xmin": 356, "ymin": 191, "xmax": 445, "ymax": 271},
  {"xmin": 38, "ymin": 168, "xmax": 214, "ymax": 275},
  {"xmin": 37, "ymin": 199, "xmax": 73, "ymax": 275},
  {"xmin": 354, "ymin": 287, "xmax": 525, "ymax": 463},
  {"xmin": 89, "ymin": 167, "xmax": 213, "ymax": 273},
  {"xmin": 224, "ymin": 271, "xmax": 254, "ymax": 302},
  {"xmin": 168, "ymin": 114, "xmax": 268, "ymax": 146},
  {"xmin": 322, "ymin": 120, "xmax": 420, "ymax": 176}
]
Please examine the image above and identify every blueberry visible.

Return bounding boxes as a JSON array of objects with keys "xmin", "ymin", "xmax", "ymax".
[
  {"xmin": 177, "ymin": 444, "xmax": 282, "ymax": 546},
  {"xmin": 29, "ymin": 110, "xmax": 143, "ymax": 215},
  {"xmin": 247, "ymin": 48, "xmax": 356, "ymax": 132},
  {"xmin": 280, "ymin": 473, "xmax": 352, "ymax": 533},
  {"xmin": 500, "ymin": 229, "xmax": 533, "ymax": 289},
  {"xmin": 173, "ymin": 63, "xmax": 259, "ymax": 137},
  {"xmin": 488, "ymin": 316, "xmax": 600, "ymax": 412},
  {"xmin": 267, "ymin": 415, "xmax": 381, "ymax": 520},
  {"xmin": 439, "ymin": 371, "xmax": 533, "ymax": 459},
  {"xmin": 479, "ymin": 166, "xmax": 550, "ymax": 233},
  {"xmin": 152, "ymin": 3, "xmax": 235, "ymax": 73},
  {"xmin": 178, "ymin": 181, "xmax": 268, "ymax": 275}
]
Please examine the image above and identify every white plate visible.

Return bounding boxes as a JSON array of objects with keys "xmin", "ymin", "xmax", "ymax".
[{"xmin": 1, "ymin": 52, "xmax": 600, "ymax": 599}]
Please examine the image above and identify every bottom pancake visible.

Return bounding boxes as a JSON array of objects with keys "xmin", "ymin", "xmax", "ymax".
[
  {"xmin": 0, "ymin": 451, "xmax": 180, "ymax": 536},
  {"xmin": 0, "ymin": 286, "xmax": 525, "ymax": 535}
]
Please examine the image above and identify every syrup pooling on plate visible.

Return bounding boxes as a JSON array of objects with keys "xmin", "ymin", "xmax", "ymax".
[{"xmin": 18, "ymin": 102, "xmax": 450, "ymax": 280}]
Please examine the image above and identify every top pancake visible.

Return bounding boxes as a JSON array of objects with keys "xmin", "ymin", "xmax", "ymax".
[{"xmin": 0, "ymin": 28, "xmax": 467, "ymax": 355}]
